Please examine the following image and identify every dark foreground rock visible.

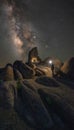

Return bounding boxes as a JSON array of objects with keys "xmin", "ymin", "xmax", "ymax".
[
  {"xmin": 17, "ymin": 82, "xmax": 53, "ymax": 129},
  {"xmin": 13, "ymin": 60, "xmax": 35, "ymax": 79},
  {"xmin": 0, "ymin": 81, "xmax": 17, "ymax": 108},
  {"xmin": 0, "ymin": 80, "xmax": 53, "ymax": 130},
  {"xmin": 0, "ymin": 75, "xmax": 74, "ymax": 130},
  {"xmin": 35, "ymin": 76, "xmax": 60, "ymax": 87},
  {"xmin": 13, "ymin": 68, "xmax": 23, "ymax": 80},
  {"xmin": 0, "ymin": 108, "xmax": 34, "ymax": 130},
  {"xmin": 38, "ymin": 89, "xmax": 74, "ymax": 130}
]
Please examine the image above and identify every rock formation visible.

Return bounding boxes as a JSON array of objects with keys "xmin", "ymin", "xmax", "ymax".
[
  {"xmin": 4, "ymin": 64, "xmax": 14, "ymax": 81},
  {"xmin": 13, "ymin": 68, "xmax": 23, "ymax": 80},
  {"xmin": 0, "ymin": 53, "xmax": 74, "ymax": 130},
  {"xmin": 28, "ymin": 47, "xmax": 41, "ymax": 64},
  {"xmin": 13, "ymin": 60, "xmax": 35, "ymax": 79},
  {"xmin": 61, "ymin": 57, "xmax": 74, "ymax": 80}
]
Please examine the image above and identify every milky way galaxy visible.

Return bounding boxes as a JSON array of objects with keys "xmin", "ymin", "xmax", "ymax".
[
  {"xmin": 0, "ymin": 0, "xmax": 74, "ymax": 66},
  {"xmin": 0, "ymin": 0, "xmax": 38, "ymax": 66}
]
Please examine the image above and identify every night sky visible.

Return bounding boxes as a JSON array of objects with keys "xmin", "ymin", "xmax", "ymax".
[{"xmin": 0, "ymin": 0, "xmax": 74, "ymax": 66}]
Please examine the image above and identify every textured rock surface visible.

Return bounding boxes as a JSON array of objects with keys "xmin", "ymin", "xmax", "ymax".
[
  {"xmin": 4, "ymin": 64, "xmax": 14, "ymax": 81},
  {"xmin": 61, "ymin": 57, "xmax": 74, "ymax": 80},
  {"xmin": 13, "ymin": 60, "xmax": 35, "ymax": 79},
  {"xmin": 14, "ymin": 69, "xmax": 23, "ymax": 80},
  {"xmin": 28, "ymin": 47, "xmax": 41, "ymax": 64},
  {"xmin": 0, "ymin": 54, "xmax": 74, "ymax": 130},
  {"xmin": 0, "ymin": 77, "xmax": 74, "ymax": 130}
]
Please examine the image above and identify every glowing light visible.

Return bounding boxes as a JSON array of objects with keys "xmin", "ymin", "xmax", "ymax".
[
  {"xmin": 49, "ymin": 60, "xmax": 53, "ymax": 64},
  {"xmin": 31, "ymin": 57, "xmax": 38, "ymax": 63}
]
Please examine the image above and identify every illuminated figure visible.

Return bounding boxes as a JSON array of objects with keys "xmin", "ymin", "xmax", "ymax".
[{"xmin": 48, "ymin": 60, "xmax": 54, "ymax": 76}]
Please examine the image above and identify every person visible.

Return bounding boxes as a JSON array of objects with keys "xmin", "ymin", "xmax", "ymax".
[{"xmin": 51, "ymin": 64, "xmax": 54, "ymax": 76}]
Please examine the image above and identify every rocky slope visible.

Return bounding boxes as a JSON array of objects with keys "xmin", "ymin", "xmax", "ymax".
[{"xmin": 0, "ymin": 75, "xmax": 74, "ymax": 130}]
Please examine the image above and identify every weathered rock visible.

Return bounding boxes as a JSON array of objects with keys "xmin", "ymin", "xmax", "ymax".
[
  {"xmin": 38, "ymin": 89, "xmax": 74, "ymax": 130},
  {"xmin": 0, "ymin": 68, "xmax": 5, "ymax": 81},
  {"xmin": 36, "ymin": 76, "xmax": 60, "ymax": 87},
  {"xmin": 28, "ymin": 47, "xmax": 41, "ymax": 64},
  {"xmin": 61, "ymin": 57, "xmax": 74, "ymax": 80},
  {"xmin": 36, "ymin": 66, "xmax": 52, "ymax": 77},
  {"xmin": 4, "ymin": 64, "xmax": 14, "ymax": 81},
  {"xmin": 14, "ymin": 68, "xmax": 23, "ymax": 80},
  {"xmin": 35, "ymin": 68, "xmax": 45, "ymax": 76},
  {"xmin": 13, "ymin": 61, "xmax": 35, "ymax": 79},
  {"xmin": 54, "ymin": 59, "xmax": 63, "ymax": 72},
  {"xmin": 18, "ymin": 82, "xmax": 53, "ymax": 129},
  {"xmin": 0, "ymin": 81, "xmax": 17, "ymax": 108}
]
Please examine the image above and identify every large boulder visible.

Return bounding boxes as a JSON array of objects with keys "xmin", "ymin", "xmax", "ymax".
[
  {"xmin": 28, "ymin": 47, "xmax": 41, "ymax": 64},
  {"xmin": 0, "ymin": 81, "xmax": 17, "ymax": 108},
  {"xmin": 61, "ymin": 57, "xmax": 74, "ymax": 80},
  {"xmin": 4, "ymin": 64, "xmax": 14, "ymax": 81},
  {"xmin": 13, "ymin": 61, "xmax": 35, "ymax": 79},
  {"xmin": 14, "ymin": 68, "xmax": 23, "ymax": 80}
]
